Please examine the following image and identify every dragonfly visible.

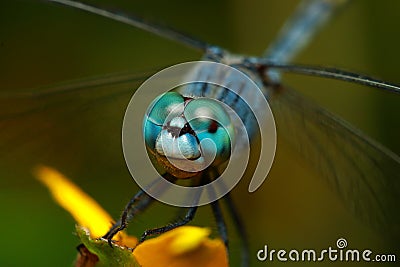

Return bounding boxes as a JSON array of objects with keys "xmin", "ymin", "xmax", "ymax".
[{"xmin": 1, "ymin": 0, "xmax": 400, "ymax": 266}]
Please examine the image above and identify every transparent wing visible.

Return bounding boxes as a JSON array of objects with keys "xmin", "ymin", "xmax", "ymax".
[
  {"xmin": 0, "ymin": 70, "xmax": 155, "ymax": 173},
  {"xmin": 270, "ymin": 84, "xmax": 400, "ymax": 242}
]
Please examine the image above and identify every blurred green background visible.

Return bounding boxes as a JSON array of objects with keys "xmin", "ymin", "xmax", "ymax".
[{"xmin": 0, "ymin": 0, "xmax": 399, "ymax": 266}]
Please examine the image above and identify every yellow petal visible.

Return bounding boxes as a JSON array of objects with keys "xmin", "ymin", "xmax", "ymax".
[
  {"xmin": 36, "ymin": 165, "xmax": 227, "ymax": 266},
  {"xmin": 133, "ymin": 226, "xmax": 228, "ymax": 267},
  {"xmin": 169, "ymin": 227, "xmax": 211, "ymax": 255},
  {"xmin": 35, "ymin": 165, "xmax": 124, "ymax": 241}
]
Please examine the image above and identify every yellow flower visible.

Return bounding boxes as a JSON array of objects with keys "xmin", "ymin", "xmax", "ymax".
[
  {"xmin": 35, "ymin": 166, "xmax": 228, "ymax": 267},
  {"xmin": 134, "ymin": 226, "xmax": 227, "ymax": 267}
]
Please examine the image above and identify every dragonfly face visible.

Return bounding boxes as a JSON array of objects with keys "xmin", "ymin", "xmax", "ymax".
[{"xmin": 143, "ymin": 91, "xmax": 234, "ymax": 178}]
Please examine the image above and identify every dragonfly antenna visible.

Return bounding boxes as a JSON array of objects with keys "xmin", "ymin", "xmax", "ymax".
[{"xmin": 47, "ymin": 0, "xmax": 209, "ymax": 52}]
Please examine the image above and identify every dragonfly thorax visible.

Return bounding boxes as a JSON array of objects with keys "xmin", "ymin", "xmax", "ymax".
[{"xmin": 143, "ymin": 91, "xmax": 235, "ymax": 179}]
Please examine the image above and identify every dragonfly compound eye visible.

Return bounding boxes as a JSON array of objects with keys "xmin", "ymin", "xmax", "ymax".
[{"xmin": 143, "ymin": 92, "xmax": 235, "ymax": 178}]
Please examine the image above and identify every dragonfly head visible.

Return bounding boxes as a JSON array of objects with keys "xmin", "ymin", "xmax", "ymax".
[{"xmin": 143, "ymin": 91, "xmax": 235, "ymax": 178}]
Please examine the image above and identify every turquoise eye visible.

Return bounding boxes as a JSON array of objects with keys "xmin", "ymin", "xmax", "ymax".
[
  {"xmin": 146, "ymin": 92, "xmax": 185, "ymax": 125},
  {"xmin": 143, "ymin": 92, "xmax": 185, "ymax": 149},
  {"xmin": 143, "ymin": 92, "xmax": 235, "ymax": 178},
  {"xmin": 184, "ymin": 98, "xmax": 234, "ymax": 165}
]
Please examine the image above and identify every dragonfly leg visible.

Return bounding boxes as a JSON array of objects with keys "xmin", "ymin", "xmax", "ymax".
[
  {"xmin": 138, "ymin": 173, "xmax": 205, "ymax": 242},
  {"xmin": 139, "ymin": 206, "xmax": 198, "ymax": 243},
  {"xmin": 103, "ymin": 189, "xmax": 154, "ymax": 246},
  {"xmin": 206, "ymin": 172, "xmax": 229, "ymax": 249},
  {"xmin": 224, "ymin": 192, "xmax": 249, "ymax": 267},
  {"xmin": 210, "ymin": 200, "xmax": 228, "ymax": 249}
]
